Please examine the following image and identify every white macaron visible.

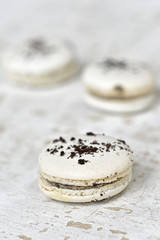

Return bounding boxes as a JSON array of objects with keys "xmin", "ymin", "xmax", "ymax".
[
  {"xmin": 83, "ymin": 58, "xmax": 157, "ymax": 113},
  {"xmin": 3, "ymin": 36, "xmax": 79, "ymax": 86},
  {"xmin": 39, "ymin": 133, "xmax": 133, "ymax": 203}
]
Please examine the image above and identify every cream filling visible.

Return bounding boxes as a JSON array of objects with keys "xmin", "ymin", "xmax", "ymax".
[
  {"xmin": 86, "ymin": 83, "xmax": 155, "ymax": 99},
  {"xmin": 87, "ymin": 88, "xmax": 155, "ymax": 100},
  {"xmin": 40, "ymin": 167, "xmax": 131, "ymax": 186},
  {"xmin": 41, "ymin": 174, "xmax": 124, "ymax": 190},
  {"xmin": 39, "ymin": 170, "xmax": 132, "ymax": 197}
]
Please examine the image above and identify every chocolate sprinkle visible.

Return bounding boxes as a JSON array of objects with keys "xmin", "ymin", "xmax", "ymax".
[
  {"xmin": 114, "ymin": 85, "xmax": 124, "ymax": 92},
  {"xmin": 26, "ymin": 39, "xmax": 54, "ymax": 57},
  {"xmin": 71, "ymin": 137, "xmax": 75, "ymax": 141},
  {"xmin": 86, "ymin": 132, "xmax": 96, "ymax": 136},
  {"xmin": 78, "ymin": 159, "xmax": 88, "ymax": 165},
  {"xmin": 91, "ymin": 140, "xmax": 99, "ymax": 145},
  {"xmin": 69, "ymin": 152, "xmax": 76, "ymax": 159},
  {"xmin": 58, "ymin": 146, "xmax": 63, "ymax": 149},
  {"xmin": 102, "ymin": 142, "xmax": 117, "ymax": 152},
  {"xmin": 49, "ymin": 134, "xmax": 131, "ymax": 160},
  {"xmin": 78, "ymin": 138, "xmax": 83, "ymax": 143},
  {"xmin": 118, "ymin": 139, "xmax": 126, "ymax": 145},
  {"xmin": 53, "ymin": 137, "xmax": 66, "ymax": 144},
  {"xmin": 60, "ymin": 151, "xmax": 65, "ymax": 156},
  {"xmin": 103, "ymin": 59, "xmax": 127, "ymax": 69},
  {"xmin": 50, "ymin": 148, "xmax": 58, "ymax": 154},
  {"xmin": 71, "ymin": 144, "xmax": 98, "ymax": 157},
  {"xmin": 59, "ymin": 137, "xmax": 66, "ymax": 143}
]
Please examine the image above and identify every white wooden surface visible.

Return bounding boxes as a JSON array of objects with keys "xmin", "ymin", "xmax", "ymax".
[{"xmin": 0, "ymin": 1, "xmax": 160, "ymax": 239}]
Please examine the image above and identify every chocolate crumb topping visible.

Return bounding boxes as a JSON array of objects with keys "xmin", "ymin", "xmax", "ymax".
[
  {"xmin": 58, "ymin": 146, "xmax": 63, "ymax": 149},
  {"xmin": 91, "ymin": 140, "xmax": 99, "ymax": 145},
  {"xmin": 69, "ymin": 152, "xmax": 76, "ymax": 159},
  {"xmin": 71, "ymin": 144, "xmax": 98, "ymax": 157},
  {"xmin": 26, "ymin": 39, "xmax": 54, "ymax": 57},
  {"xmin": 78, "ymin": 159, "xmax": 88, "ymax": 165},
  {"xmin": 70, "ymin": 137, "xmax": 75, "ymax": 141},
  {"xmin": 118, "ymin": 139, "xmax": 126, "ymax": 145},
  {"xmin": 60, "ymin": 151, "xmax": 65, "ymax": 156},
  {"xmin": 106, "ymin": 143, "xmax": 112, "ymax": 151},
  {"xmin": 114, "ymin": 85, "xmax": 124, "ymax": 92},
  {"xmin": 78, "ymin": 138, "xmax": 83, "ymax": 143},
  {"xmin": 86, "ymin": 132, "xmax": 96, "ymax": 136},
  {"xmin": 29, "ymin": 39, "xmax": 46, "ymax": 50},
  {"xmin": 102, "ymin": 142, "xmax": 113, "ymax": 152},
  {"xmin": 103, "ymin": 59, "xmax": 127, "ymax": 69},
  {"xmin": 59, "ymin": 137, "xmax": 66, "ymax": 143},
  {"xmin": 53, "ymin": 137, "xmax": 66, "ymax": 144},
  {"xmin": 48, "ymin": 134, "xmax": 131, "ymax": 160},
  {"xmin": 50, "ymin": 148, "xmax": 58, "ymax": 154},
  {"xmin": 119, "ymin": 146, "xmax": 124, "ymax": 150}
]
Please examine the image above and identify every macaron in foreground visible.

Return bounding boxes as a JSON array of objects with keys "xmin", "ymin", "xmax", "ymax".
[
  {"xmin": 83, "ymin": 58, "xmax": 157, "ymax": 113},
  {"xmin": 3, "ymin": 36, "xmax": 79, "ymax": 86},
  {"xmin": 39, "ymin": 133, "xmax": 133, "ymax": 203}
]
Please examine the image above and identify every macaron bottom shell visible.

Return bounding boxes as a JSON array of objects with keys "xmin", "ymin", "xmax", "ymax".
[
  {"xmin": 5, "ymin": 60, "xmax": 78, "ymax": 87},
  {"xmin": 85, "ymin": 91, "xmax": 156, "ymax": 113},
  {"xmin": 39, "ymin": 170, "xmax": 132, "ymax": 203}
]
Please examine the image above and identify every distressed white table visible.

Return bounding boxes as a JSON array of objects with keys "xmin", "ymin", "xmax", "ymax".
[{"xmin": 0, "ymin": 1, "xmax": 160, "ymax": 240}]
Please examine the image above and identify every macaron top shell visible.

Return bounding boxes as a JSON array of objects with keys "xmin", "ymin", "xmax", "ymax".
[
  {"xmin": 39, "ymin": 134, "xmax": 133, "ymax": 181},
  {"xmin": 3, "ymin": 37, "xmax": 76, "ymax": 75},
  {"xmin": 83, "ymin": 59, "xmax": 156, "ymax": 98}
]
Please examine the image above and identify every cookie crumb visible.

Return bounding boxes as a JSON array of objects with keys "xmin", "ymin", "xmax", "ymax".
[
  {"xmin": 60, "ymin": 151, "xmax": 65, "ymax": 156},
  {"xmin": 50, "ymin": 148, "xmax": 58, "ymax": 154},
  {"xmin": 59, "ymin": 137, "xmax": 66, "ymax": 143},
  {"xmin": 86, "ymin": 132, "xmax": 96, "ymax": 136},
  {"xmin": 70, "ymin": 137, "xmax": 75, "ymax": 141},
  {"xmin": 103, "ymin": 59, "xmax": 127, "ymax": 69},
  {"xmin": 91, "ymin": 140, "xmax": 99, "ymax": 145},
  {"xmin": 114, "ymin": 85, "xmax": 124, "ymax": 92},
  {"xmin": 118, "ymin": 139, "xmax": 126, "ymax": 145},
  {"xmin": 58, "ymin": 146, "xmax": 63, "ymax": 149},
  {"xmin": 69, "ymin": 152, "xmax": 76, "ymax": 158},
  {"xmin": 78, "ymin": 159, "xmax": 88, "ymax": 165}
]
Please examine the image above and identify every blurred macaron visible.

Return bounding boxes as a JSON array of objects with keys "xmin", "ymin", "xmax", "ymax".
[
  {"xmin": 3, "ymin": 36, "xmax": 79, "ymax": 87},
  {"xmin": 83, "ymin": 58, "xmax": 157, "ymax": 113}
]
